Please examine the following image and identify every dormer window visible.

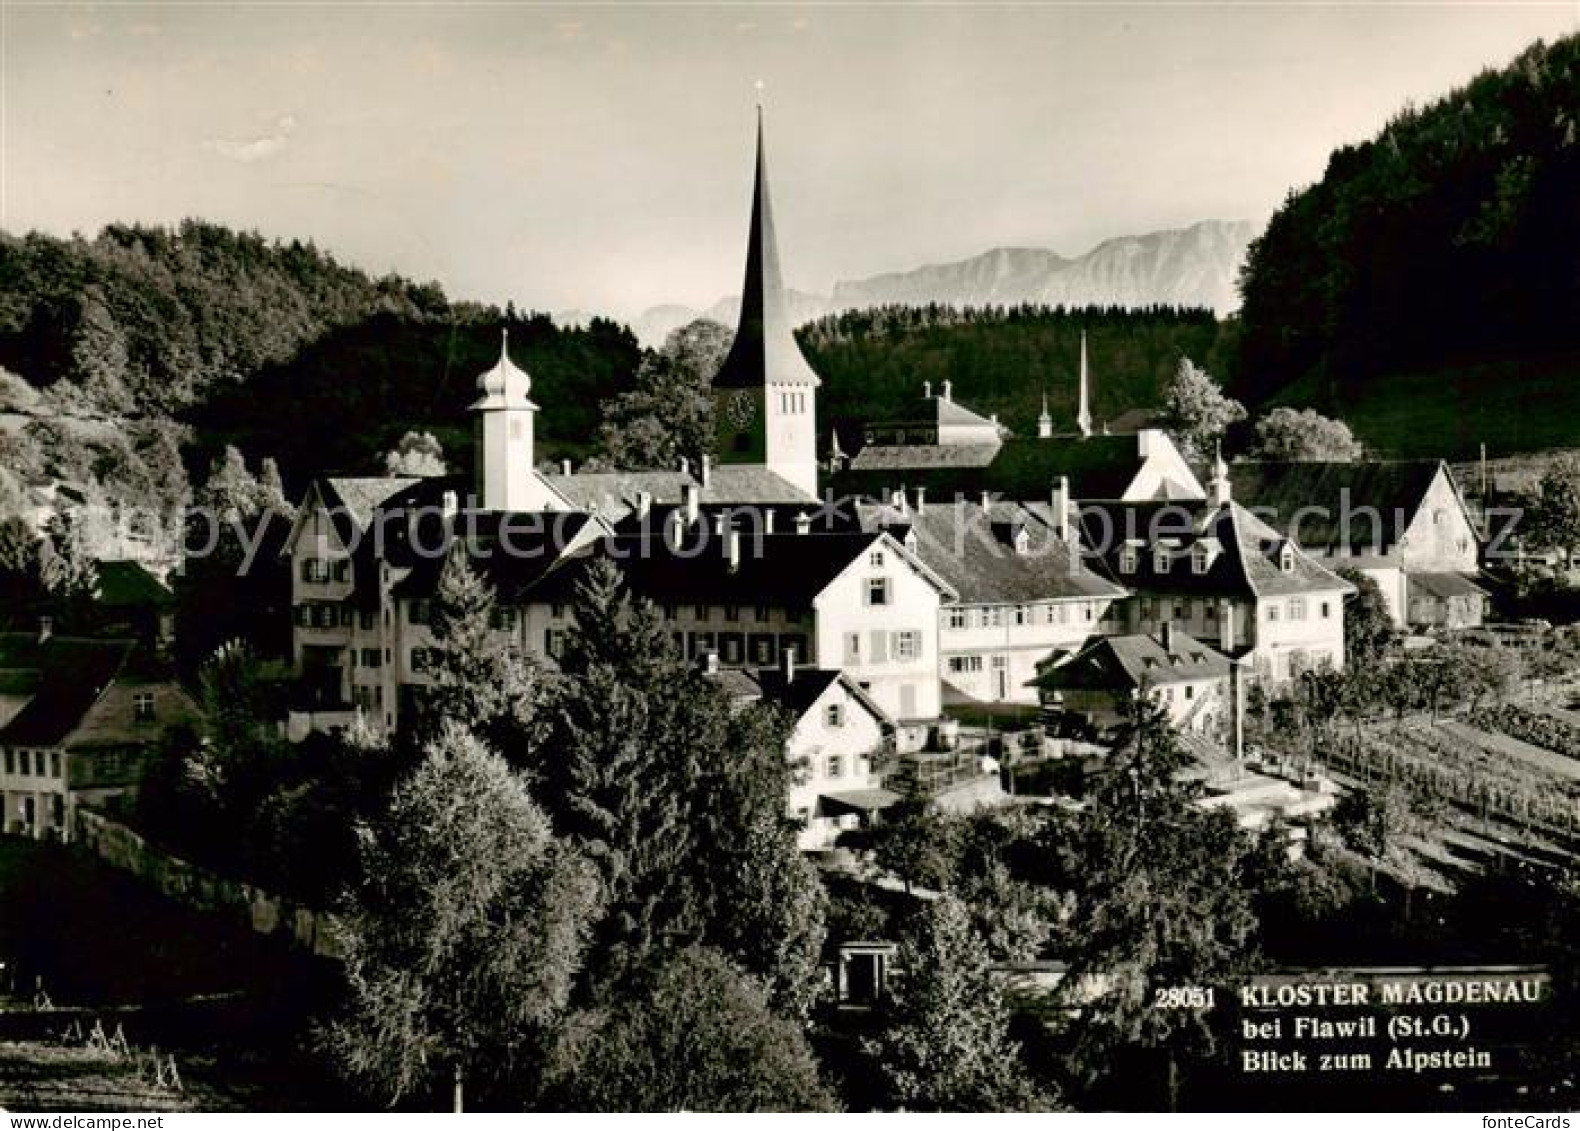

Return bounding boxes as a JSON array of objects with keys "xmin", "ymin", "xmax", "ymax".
[
  {"xmin": 1192, "ymin": 543, "xmax": 1217, "ymax": 575},
  {"xmin": 1014, "ymin": 528, "xmax": 1031, "ymax": 555},
  {"xmin": 1119, "ymin": 546, "xmax": 1139, "ymax": 574},
  {"xmin": 1153, "ymin": 548, "xmax": 1171, "ymax": 574},
  {"xmin": 1278, "ymin": 543, "xmax": 1296, "ymax": 574}
]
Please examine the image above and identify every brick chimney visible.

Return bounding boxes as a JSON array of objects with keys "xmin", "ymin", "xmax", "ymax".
[
  {"xmin": 915, "ymin": 487, "xmax": 926, "ymax": 515},
  {"xmin": 701, "ymin": 453, "xmax": 713, "ymax": 489},
  {"xmin": 782, "ymin": 644, "xmax": 797, "ymax": 684},
  {"xmin": 725, "ymin": 526, "xmax": 741, "ymax": 572},
  {"xmin": 636, "ymin": 491, "xmax": 653, "ymax": 521},
  {"xmin": 794, "ymin": 511, "xmax": 811, "ymax": 536},
  {"xmin": 765, "ymin": 508, "xmax": 776, "ymax": 534},
  {"xmin": 1160, "ymin": 621, "xmax": 1174, "ymax": 652},
  {"xmin": 923, "ymin": 380, "xmax": 933, "ymax": 399},
  {"xmin": 941, "ymin": 379, "xmax": 953, "ymax": 402}
]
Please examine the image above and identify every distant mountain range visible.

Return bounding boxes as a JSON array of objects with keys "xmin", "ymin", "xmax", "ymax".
[{"xmin": 585, "ymin": 219, "xmax": 1260, "ymax": 346}]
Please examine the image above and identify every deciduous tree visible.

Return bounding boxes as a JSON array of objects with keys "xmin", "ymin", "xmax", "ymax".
[
  {"xmin": 594, "ymin": 319, "xmax": 726, "ymax": 471},
  {"xmin": 543, "ymin": 946, "xmax": 834, "ymax": 1112},
  {"xmin": 327, "ymin": 722, "xmax": 601, "ymax": 1111},
  {"xmin": 1250, "ymin": 407, "xmax": 1363, "ymax": 462},
  {"xmin": 1159, "ymin": 358, "xmax": 1245, "ymax": 462},
  {"xmin": 383, "ymin": 430, "xmax": 447, "ymax": 477}
]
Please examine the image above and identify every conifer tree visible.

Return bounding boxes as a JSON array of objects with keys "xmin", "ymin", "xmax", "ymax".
[
  {"xmin": 415, "ymin": 544, "xmax": 541, "ymax": 747},
  {"xmin": 537, "ymin": 558, "xmax": 825, "ymax": 1006}
]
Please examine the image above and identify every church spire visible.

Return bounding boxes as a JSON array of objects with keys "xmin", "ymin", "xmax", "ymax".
[
  {"xmin": 711, "ymin": 106, "xmax": 820, "ymax": 391},
  {"xmin": 1076, "ymin": 330, "xmax": 1093, "ymax": 438}
]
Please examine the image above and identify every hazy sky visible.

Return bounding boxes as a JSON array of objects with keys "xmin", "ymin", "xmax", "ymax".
[{"xmin": 3, "ymin": 2, "xmax": 1577, "ymax": 316}]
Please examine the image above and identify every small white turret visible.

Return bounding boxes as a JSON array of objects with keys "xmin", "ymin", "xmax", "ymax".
[{"xmin": 471, "ymin": 327, "xmax": 545, "ymax": 511}]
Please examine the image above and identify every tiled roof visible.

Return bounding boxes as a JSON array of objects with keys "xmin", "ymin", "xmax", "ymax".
[
  {"xmin": 387, "ymin": 512, "xmax": 605, "ymax": 604},
  {"xmin": 544, "ymin": 465, "xmax": 814, "ymax": 515},
  {"xmin": 1407, "ymin": 571, "xmax": 1489, "ymax": 600},
  {"xmin": 1227, "ymin": 460, "xmax": 1452, "ymax": 557},
  {"xmin": 323, "ymin": 476, "xmax": 425, "ymax": 533},
  {"xmin": 754, "ymin": 666, "xmax": 892, "ymax": 726},
  {"xmin": 1037, "ymin": 629, "xmax": 1231, "ymax": 692},
  {"xmin": 832, "ymin": 434, "xmax": 1158, "ymax": 502},
  {"xmin": 0, "ymin": 634, "xmax": 135, "ymax": 747},
  {"xmin": 848, "ymin": 443, "xmax": 1000, "ymax": 472},
  {"xmin": 856, "ymin": 499, "xmax": 1125, "ymax": 604},
  {"xmin": 530, "ymin": 529, "xmax": 953, "ymax": 610},
  {"xmin": 1076, "ymin": 500, "xmax": 1354, "ymax": 599},
  {"xmin": 94, "ymin": 560, "xmax": 173, "ymax": 609}
]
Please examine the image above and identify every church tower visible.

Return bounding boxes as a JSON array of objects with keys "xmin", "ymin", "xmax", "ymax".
[
  {"xmin": 471, "ymin": 327, "xmax": 546, "ymax": 511},
  {"xmin": 712, "ymin": 108, "xmax": 821, "ymax": 499}
]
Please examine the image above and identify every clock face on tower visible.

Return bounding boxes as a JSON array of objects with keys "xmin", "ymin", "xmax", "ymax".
[{"xmin": 726, "ymin": 390, "xmax": 757, "ymax": 429}]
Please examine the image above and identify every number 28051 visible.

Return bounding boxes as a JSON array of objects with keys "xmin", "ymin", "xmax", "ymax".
[{"xmin": 1152, "ymin": 986, "xmax": 1216, "ymax": 1010}]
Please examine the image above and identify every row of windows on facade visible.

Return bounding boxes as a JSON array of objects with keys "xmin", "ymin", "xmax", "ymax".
[
  {"xmin": 9, "ymin": 794, "xmax": 65, "ymax": 828},
  {"xmin": 945, "ymin": 602, "xmax": 1104, "ymax": 631},
  {"xmin": 813, "ymin": 749, "xmax": 863, "ymax": 781},
  {"xmin": 301, "ymin": 558, "xmax": 351, "ymax": 584},
  {"xmin": 1128, "ymin": 596, "xmax": 1332, "ymax": 623},
  {"xmin": 3, "ymin": 748, "xmax": 62, "ymax": 778},
  {"xmin": 1117, "ymin": 543, "xmax": 1297, "ymax": 575},
  {"xmin": 340, "ymin": 627, "xmax": 829, "ymax": 677},
  {"xmin": 297, "ymin": 603, "xmax": 519, "ymax": 631},
  {"xmin": 4, "ymin": 745, "xmax": 141, "ymax": 783}
]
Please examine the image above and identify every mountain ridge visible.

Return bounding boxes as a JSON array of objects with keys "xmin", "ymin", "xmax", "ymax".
[{"xmin": 601, "ymin": 219, "xmax": 1259, "ymax": 346}]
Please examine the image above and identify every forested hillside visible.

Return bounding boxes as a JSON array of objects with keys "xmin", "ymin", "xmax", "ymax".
[
  {"xmin": 1233, "ymin": 33, "xmax": 1580, "ymax": 452},
  {"xmin": 798, "ymin": 304, "xmax": 1232, "ymax": 437},
  {"xmin": 0, "ymin": 222, "xmax": 643, "ymax": 489},
  {"xmin": 0, "ymin": 221, "xmax": 454, "ymax": 415}
]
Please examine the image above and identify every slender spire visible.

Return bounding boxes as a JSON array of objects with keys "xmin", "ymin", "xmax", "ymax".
[
  {"xmin": 712, "ymin": 106, "xmax": 820, "ymax": 390},
  {"xmin": 1210, "ymin": 439, "xmax": 1232, "ymax": 507},
  {"xmin": 1076, "ymin": 330, "xmax": 1093, "ymax": 438}
]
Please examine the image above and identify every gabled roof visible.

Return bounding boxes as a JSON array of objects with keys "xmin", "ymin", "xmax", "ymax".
[
  {"xmin": 1227, "ymin": 460, "xmax": 1458, "ymax": 558},
  {"xmin": 534, "ymin": 529, "xmax": 955, "ymax": 609},
  {"xmin": 1037, "ymin": 629, "xmax": 1231, "ymax": 692},
  {"xmin": 754, "ymin": 666, "xmax": 892, "ymax": 728},
  {"xmin": 832, "ymin": 434, "xmax": 1160, "ymax": 502},
  {"xmin": 855, "ymin": 499, "xmax": 1125, "ymax": 604},
  {"xmin": 1077, "ymin": 500, "xmax": 1354, "ymax": 599},
  {"xmin": 322, "ymin": 476, "xmax": 425, "ymax": 534},
  {"xmin": 387, "ymin": 511, "xmax": 606, "ymax": 604},
  {"xmin": 0, "ymin": 634, "xmax": 135, "ymax": 746},
  {"xmin": 93, "ymin": 560, "xmax": 174, "ymax": 609},
  {"xmin": 711, "ymin": 112, "xmax": 821, "ymax": 392},
  {"xmin": 932, "ymin": 395, "xmax": 999, "ymax": 431}
]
